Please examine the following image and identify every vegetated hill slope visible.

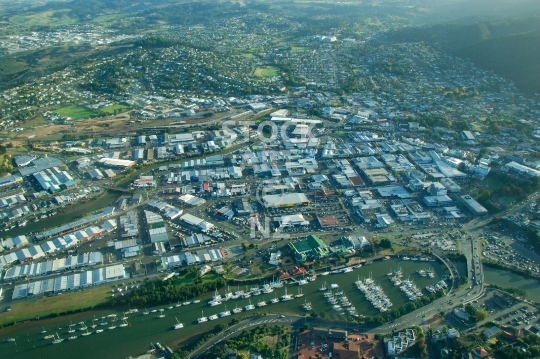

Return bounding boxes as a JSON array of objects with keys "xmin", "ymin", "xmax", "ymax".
[
  {"xmin": 453, "ymin": 30, "xmax": 540, "ymax": 95},
  {"xmin": 388, "ymin": 17, "xmax": 540, "ymax": 95}
]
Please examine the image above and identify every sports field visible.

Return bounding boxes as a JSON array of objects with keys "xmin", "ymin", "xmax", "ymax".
[
  {"xmin": 254, "ymin": 66, "xmax": 280, "ymax": 77},
  {"xmin": 55, "ymin": 105, "xmax": 99, "ymax": 120}
]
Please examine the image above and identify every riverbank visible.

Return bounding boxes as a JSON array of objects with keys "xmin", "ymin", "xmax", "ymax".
[
  {"xmin": 0, "ymin": 258, "xmax": 447, "ymax": 359},
  {"xmin": 0, "ymin": 284, "xmax": 112, "ymax": 327}
]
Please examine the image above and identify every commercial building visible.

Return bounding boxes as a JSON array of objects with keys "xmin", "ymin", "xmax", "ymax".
[
  {"xmin": 502, "ymin": 161, "xmax": 540, "ymax": 178},
  {"xmin": 289, "ymin": 235, "xmax": 330, "ymax": 262},
  {"xmin": 262, "ymin": 193, "xmax": 309, "ymax": 208},
  {"xmin": 377, "ymin": 185, "xmax": 412, "ymax": 199},
  {"xmin": 318, "ymin": 215, "xmax": 339, "ymax": 227},
  {"xmin": 277, "ymin": 214, "xmax": 309, "ymax": 228},
  {"xmin": 459, "ymin": 195, "xmax": 488, "ymax": 215},
  {"xmin": 423, "ymin": 195, "xmax": 453, "ymax": 207}
]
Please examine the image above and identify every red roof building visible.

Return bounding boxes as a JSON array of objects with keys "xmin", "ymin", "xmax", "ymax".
[{"xmin": 318, "ymin": 215, "xmax": 339, "ymax": 227}]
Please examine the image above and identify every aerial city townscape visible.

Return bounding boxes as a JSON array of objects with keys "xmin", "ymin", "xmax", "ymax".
[{"xmin": 1, "ymin": 0, "xmax": 540, "ymax": 358}]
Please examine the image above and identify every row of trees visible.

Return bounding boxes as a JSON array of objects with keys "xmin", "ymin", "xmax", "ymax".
[
  {"xmin": 201, "ymin": 324, "xmax": 290, "ymax": 359},
  {"xmin": 111, "ymin": 271, "xmax": 227, "ymax": 306}
]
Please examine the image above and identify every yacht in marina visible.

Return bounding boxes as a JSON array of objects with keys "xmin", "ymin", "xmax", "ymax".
[
  {"xmin": 270, "ymin": 293, "xmax": 280, "ymax": 304},
  {"xmin": 52, "ymin": 333, "xmax": 64, "ymax": 344},
  {"xmin": 212, "ymin": 289, "xmax": 222, "ymax": 302},
  {"xmin": 235, "ymin": 287, "xmax": 245, "ymax": 298},
  {"xmin": 219, "ymin": 307, "xmax": 232, "ymax": 317},
  {"xmin": 223, "ymin": 287, "xmax": 234, "ymax": 301},
  {"xmin": 81, "ymin": 328, "xmax": 92, "ymax": 336},
  {"xmin": 41, "ymin": 327, "xmax": 48, "ymax": 334},
  {"xmin": 44, "ymin": 334, "xmax": 55, "ymax": 340},
  {"xmin": 182, "ymin": 302, "xmax": 191, "ymax": 306},
  {"xmin": 96, "ymin": 329, "xmax": 104, "ymax": 334},
  {"xmin": 209, "ymin": 298, "xmax": 222, "ymax": 306},
  {"xmin": 302, "ymin": 300, "xmax": 312, "ymax": 310},
  {"xmin": 295, "ymin": 288, "xmax": 304, "ymax": 298},
  {"xmin": 242, "ymin": 291, "xmax": 252, "ymax": 299},
  {"xmin": 402, "ymin": 256, "xmax": 410, "ymax": 260},
  {"xmin": 330, "ymin": 283, "xmax": 339, "ymax": 289},
  {"xmin": 262, "ymin": 284, "xmax": 274, "ymax": 294},
  {"xmin": 108, "ymin": 324, "xmax": 117, "ymax": 330},
  {"xmin": 175, "ymin": 301, "xmax": 182, "ymax": 308},
  {"xmin": 193, "ymin": 300, "xmax": 201, "ymax": 304},
  {"xmin": 320, "ymin": 271, "xmax": 330, "ymax": 276},
  {"xmin": 143, "ymin": 308, "xmax": 150, "ymax": 315},
  {"xmin": 297, "ymin": 278, "xmax": 308, "ymax": 286},
  {"xmin": 68, "ymin": 325, "xmax": 76, "ymax": 334},
  {"xmin": 233, "ymin": 304, "xmax": 243, "ymax": 314},
  {"xmin": 151, "ymin": 309, "xmax": 158, "ymax": 313},
  {"xmin": 197, "ymin": 311, "xmax": 208, "ymax": 323},
  {"xmin": 257, "ymin": 299, "xmax": 267, "ymax": 307},
  {"xmin": 208, "ymin": 314, "xmax": 219, "ymax": 321},
  {"xmin": 68, "ymin": 335, "xmax": 77, "ymax": 341},
  {"xmin": 319, "ymin": 281, "xmax": 327, "ymax": 291},
  {"xmin": 119, "ymin": 318, "xmax": 129, "ymax": 328},
  {"xmin": 157, "ymin": 309, "xmax": 166, "ymax": 319},
  {"xmin": 280, "ymin": 288, "xmax": 294, "ymax": 301},
  {"xmin": 99, "ymin": 317, "xmax": 108, "ymax": 326},
  {"xmin": 342, "ymin": 267, "xmax": 353, "ymax": 273},
  {"xmin": 174, "ymin": 317, "xmax": 184, "ymax": 329},
  {"xmin": 245, "ymin": 299, "xmax": 255, "ymax": 311}
]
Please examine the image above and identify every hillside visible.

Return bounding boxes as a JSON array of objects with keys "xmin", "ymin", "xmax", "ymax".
[
  {"xmin": 388, "ymin": 17, "xmax": 540, "ymax": 95},
  {"xmin": 454, "ymin": 30, "xmax": 540, "ymax": 95}
]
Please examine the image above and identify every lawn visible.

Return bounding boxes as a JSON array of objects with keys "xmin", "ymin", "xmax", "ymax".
[
  {"xmin": 100, "ymin": 103, "xmax": 131, "ymax": 115},
  {"xmin": 10, "ymin": 10, "xmax": 78, "ymax": 27},
  {"xmin": 254, "ymin": 66, "xmax": 280, "ymax": 77},
  {"xmin": 0, "ymin": 285, "xmax": 111, "ymax": 326},
  {"xmin": 55, "ymin": 105, "xmax": 99, "ymax": 120},
  {"xmin": 291, "ymin": 46, "xmax": 308, "ymax": 52}
]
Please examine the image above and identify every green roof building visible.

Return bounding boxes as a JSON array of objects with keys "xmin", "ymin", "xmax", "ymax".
[{"xmin": 289, "ymin": 235, "xmax": 330, "ymax": 262}]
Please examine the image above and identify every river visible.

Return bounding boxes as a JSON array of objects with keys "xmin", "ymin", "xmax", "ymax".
[
  {"xmin": 0, "ymin": 258, "xmax": 447, "ymax": 359},
  {"xmin": 483, "ymin": 266, "xmax": 540, "ymax": 302},
  {"xmin": 2, "ymin": 190, "xmax": 123, "ymax": 238}
]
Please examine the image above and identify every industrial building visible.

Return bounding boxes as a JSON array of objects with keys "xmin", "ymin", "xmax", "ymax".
[
  {"xmin": 33, "ymin": 167, "xmax": 76, "ymax": 192},
  {"xmin": 12, "ymin": 264, "xmax": 126, "ymax": 300},
  {"xmin": 144, "ymin": 210, "xmax": 169, "ymax": 243},
  {"xmin": 4, "ymin": 252, "xmax": 103, "ymax": 281}
]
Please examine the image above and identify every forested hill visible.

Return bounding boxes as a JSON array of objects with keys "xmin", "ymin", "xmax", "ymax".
[{"xmin": 388, "ymin": 17, "xmax": 540, "ymax": 95}]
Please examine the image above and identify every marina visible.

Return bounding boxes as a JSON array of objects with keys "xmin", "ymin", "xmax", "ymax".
[{"xmin": 0, "ymin": 258, "xmax": 447, "ymax": 359}]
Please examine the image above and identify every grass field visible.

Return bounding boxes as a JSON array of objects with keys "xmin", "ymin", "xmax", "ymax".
[
  {"xmin": 55, "ymin": 105, "xmax": 99, "ymax": 120},
  {"xmin": 254, "ymin": 66, "xmax": 280, "ymax": 77},
  {"xmin": 100, "ymin": 103, "xmax": 131, "ymax": 114},
  {"xmin": 0, "ymin": 285, "xmax": 111, "ymax": 326},
  {"xmin": 10, "ymin": 10, "xmax": 78, "ymax": 27}
]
